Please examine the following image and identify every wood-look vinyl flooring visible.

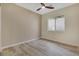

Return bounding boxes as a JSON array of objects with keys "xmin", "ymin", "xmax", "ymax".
[{"xmin": 0, "ymin": 39, "xmax": 79, "ymax": 56}]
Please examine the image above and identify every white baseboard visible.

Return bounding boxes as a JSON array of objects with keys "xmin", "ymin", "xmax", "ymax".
[
  {"xmin": 1, "ymin": 38, "xmax": 39, "ymax": 50},
  {"xmin": 41, "ymin": 37, "xmax": 79, "ymax": 47}
]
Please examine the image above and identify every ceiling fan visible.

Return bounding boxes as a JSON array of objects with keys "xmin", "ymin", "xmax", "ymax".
[{"xmin": 36, "ymin": 3, "xmax": 54, "ymax": 11}]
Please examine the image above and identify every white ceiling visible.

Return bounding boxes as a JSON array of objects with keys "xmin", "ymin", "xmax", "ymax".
[{"xmin": 15, "ymin": 3, "xmax": 74, "ymax": 15}]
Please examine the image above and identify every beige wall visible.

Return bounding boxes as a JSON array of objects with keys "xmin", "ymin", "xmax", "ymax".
[
  {"xmin": 41, "ymin": 4, "xmax": 79, "ymax": 46},
  {"xmin": 0, "ymin": 5, "xmax": 1, "ymax": 50},
  {"xmin": 1, "ymin": 4, "xmax": 41, "ymax": 47}
]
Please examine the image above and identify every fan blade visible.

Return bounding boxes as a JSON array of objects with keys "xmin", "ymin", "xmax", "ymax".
[
  {"xmin": 41, "ymin": 3, "xmax": 45, "ymax": 6},
  {"xmin": 45, "ymin": 6, "xmax": 54, "ymax": 9},
  {"xmin": 36, "ymin": 8, "xmax": 41, "ymax": 11}
]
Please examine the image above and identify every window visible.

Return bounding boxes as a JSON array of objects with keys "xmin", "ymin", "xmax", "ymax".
[
  {"xmin": 56, "ymin": 16, "xmax": 65, "ymax": 31},
  {"xmin": 48, "ymin": 19, "xmax": 55, "ymax": 31},
  {"xmin": 48, "ymin": 16, "xmax": 65, "ymax": 31}
]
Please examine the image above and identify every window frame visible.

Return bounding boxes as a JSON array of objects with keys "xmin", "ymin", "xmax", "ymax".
[{"xmin": 47, "ymin": 16, "xmax": 65, "ymax": 32}]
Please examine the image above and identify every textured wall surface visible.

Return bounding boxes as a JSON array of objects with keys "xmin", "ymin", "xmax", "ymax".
[{"xmin": 1, "ymin": 4, "xmax": 41, "ymax": 47}]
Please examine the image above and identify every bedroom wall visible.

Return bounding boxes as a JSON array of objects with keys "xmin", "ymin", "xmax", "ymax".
[
  {"xmin": 41, "ymin": 4, "xmax": 79, "ymax": 46},
  {"xmin": 1, "ymin": 3, "xmax": 41, "ymax": 47},
  {"xmin": 0, "ymin": 4, "xmax": 1, "ymax": 50}
]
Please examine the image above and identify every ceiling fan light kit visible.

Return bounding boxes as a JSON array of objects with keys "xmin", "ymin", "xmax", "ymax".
[{"xmin": 42, "ymin": 6, "xmax": 45, "ymax": 9}]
